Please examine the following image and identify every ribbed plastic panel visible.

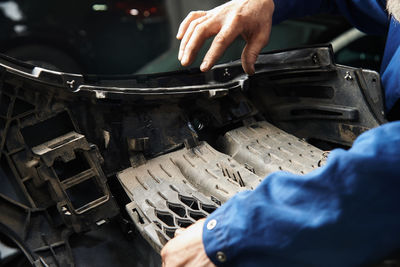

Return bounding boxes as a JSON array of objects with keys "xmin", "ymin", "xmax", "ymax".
[
  {"xmin": 220, "ymin": 121, "xmax": 326, "ymax": 177},
  {"xmin": 118, "ymin": 121, "xmax": 327, "ymax": 251}
]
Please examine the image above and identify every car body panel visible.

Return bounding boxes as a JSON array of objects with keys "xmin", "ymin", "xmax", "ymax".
[{"xmin": 0, "ymin": 45, "xmax": 389, "ymax": 266}]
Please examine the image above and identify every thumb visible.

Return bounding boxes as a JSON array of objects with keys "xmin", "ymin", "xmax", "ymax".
[{"xmin": 241, "ymin": 34, "xmax": 268, "ymax": 75}]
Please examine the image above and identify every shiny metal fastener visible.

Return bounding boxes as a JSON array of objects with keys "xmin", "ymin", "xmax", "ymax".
[
  {"xmin": 223, "ymin": 68, "xmax": 231, "ymax": 77},
  {"xmin": 66, "ymin": 80, "xmax": 75, "ymax": 89},
  {"xmin": 344, "ymin": 71, "xmax": 353, "ymax": 81},
  {"xmin": 216, "ymin": 251, "xmax": 227, "ymax": 262},
  {"xmin": 207, "ymin": 219, "xmax": 217, "ymax": 230}
]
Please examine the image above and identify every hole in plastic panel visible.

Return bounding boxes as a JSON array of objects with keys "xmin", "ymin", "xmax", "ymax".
[
  {"xmin": 53, "ymin": 151, "xmax": 91, "ymax": 181},
  {"xmin": 167, "ymin": 202, "xmax": 186, "ymax": 217},
  {"xmin": 155, "ymin": 210, "xmax": 175, "ymax": 227},
  {"xmin": 21, "ymin": 112, "xmax": 75, "ymax": 148},
  {"xmin": 179, "ymin": 195, "xmax": 199, "ymax": 210},
  {"xmin": 188, "ymin": 211, "xmax": 206, "ymax": 221},
  {"xmin": 200, "ymin": 204, "xmax": 217, "ymax": 214},
  {"xmin": 65, "ymin": 178, "xmax": 104, "ymax": 210}
]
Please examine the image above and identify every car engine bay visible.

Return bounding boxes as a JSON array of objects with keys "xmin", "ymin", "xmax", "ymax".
[{"xmin": 0, "ymin": 46, "xmax": 388, "ymax": 266}]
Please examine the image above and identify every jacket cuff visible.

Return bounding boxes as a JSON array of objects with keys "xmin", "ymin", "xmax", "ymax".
[{"xmin": 202, "ymin": 206, "xmax": 233, "ymax": 266}]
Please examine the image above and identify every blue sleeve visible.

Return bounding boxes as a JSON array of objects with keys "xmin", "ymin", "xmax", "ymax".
[
  {"xmin": 203, "ymin": 121, "xmax": 400, "ymax": 267},
  {"xmin": 272, "ymin": 0, "xmax": 389, "ymax": 35}
]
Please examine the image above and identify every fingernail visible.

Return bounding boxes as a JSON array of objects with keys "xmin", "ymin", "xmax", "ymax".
[
  {"xmin": 176, "ymin": 29, "xmax": 182, "ymax": 39},
  {"xmin": 181, "ymin": 55, "xmax": 189, "ymax": 65},
  {"xmin": 200, "ymin": 61, "xmax": 208, "ymax": 71},
  {"xmin": 249, "ymin": 68, "xmax": 255, "ymax": 75},
  {"xmin": 247, "ymin": 65, "xmax": 255, "ymax": 76}
]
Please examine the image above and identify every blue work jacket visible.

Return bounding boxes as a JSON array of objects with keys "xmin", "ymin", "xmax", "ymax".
[{"xmin": 203, "ymin": 1, "xmax": 400, "ymax": 266}]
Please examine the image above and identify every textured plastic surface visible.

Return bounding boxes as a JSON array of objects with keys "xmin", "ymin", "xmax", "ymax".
[
  {"xmin": 221, "ymin": 121, "xmax": 325, "ymax": 177},
  {"xmin": 118, "ymin": 121, "xmax": 326, "ymax": 251}
]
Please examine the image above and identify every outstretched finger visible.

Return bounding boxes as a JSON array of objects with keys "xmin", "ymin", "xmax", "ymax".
[
  {"xmin": 179, "ymin": 15, "xmax": 209, "ymax": 62},
  {"xmin": 200, "ymin": 24, "xmax": 240, "ymax": 72},
  {"xmin": 181, "ymin": 20, "xmax": 219, "ymax": 66},
  {"xmin": 241, "ymin": 34, "xmax": 269, "ymax": 75},
  {"xmin": 177, "ymin": 11, "xmax": 207, "ymax": 40}
]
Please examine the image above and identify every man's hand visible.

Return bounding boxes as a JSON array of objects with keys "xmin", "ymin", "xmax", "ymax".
[
  {"xmin": 177, "ymin": 0, "xmax": 275, "ymax": 75},
  {"xmin": 161, "ymin": 219, "xmax": 215, "ymax": 267}
]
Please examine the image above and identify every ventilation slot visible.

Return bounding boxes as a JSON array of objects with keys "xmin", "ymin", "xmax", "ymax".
[
  {"xmin": 177, "ymin": 219, "xmax": 192, "ymax": 228},
  {"xmin": 269, "ymin": 71, "xmax": 324, "ymax": 81},
  {"xmin": 274, "ymin": 86, "xmax": 334, "ymax": 99},
  {"xmin": 164, "ymin": 228, "xmax": 176, "ymax": 239},
  {"xmin": 65, "ymin": 178, "xmax": 104, "ymax": 210},
  {"xmin": 53, "ymin": 151, "xmax": 91, "ymax": 181},
  {"xmin": 188, "ymin": 211, "xmax": 206, "ymax": 221},
  {"xmin": 21, "ymin": 112, "xmax": 75, "ymax": 148},
  {"xmin": 12, "ymin": 98, "xmax": 35, "ymax": 116},
  {"xmin": 167, "ymin": 202, "xmax": 186, "ymax": 217},
  {"xmin": 201, "ymin": 204, "xmax": 217, "ymax": 214},
  {"xmin": 155, "ymin": 211, "xmax": 175, "ymax": 227},
  {"xmin": 291, "ymin": 109, "xmax": 342, "ymax": 117},
  {"xmin": 179, "ymin": 195, "xmax": 199, "ymax": 210}
]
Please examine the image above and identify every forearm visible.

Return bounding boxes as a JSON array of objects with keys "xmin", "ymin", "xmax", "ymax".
[
  {"xmin": 203, "ymin": 122, "xmax": 400, "ymax": 266},
  {"xmin": 273, "ymin": 0, "xmax": 388, "ymax": 35},
  {"xmin": 272, "ymin": 0, "xmax": 335, "ymax": 24}
]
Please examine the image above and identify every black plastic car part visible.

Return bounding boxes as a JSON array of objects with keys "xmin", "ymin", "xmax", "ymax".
[{"xmin": 0, "ymin": 45, "xmax": 388, "ymax": 266}]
